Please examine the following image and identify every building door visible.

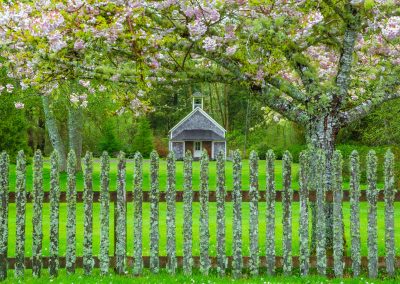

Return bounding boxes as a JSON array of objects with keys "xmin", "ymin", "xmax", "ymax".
[{"xmin": 194, "ymin": 141, "xmax": 202, "ymax": 158}]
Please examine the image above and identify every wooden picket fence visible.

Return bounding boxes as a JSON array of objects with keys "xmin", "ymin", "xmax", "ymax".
[{"xmin": 0, "ymin": 148, "xmax": 398, "ymax": 280}]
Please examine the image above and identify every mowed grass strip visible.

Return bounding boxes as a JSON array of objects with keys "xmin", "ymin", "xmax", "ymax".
[
  {"xmin": 6, "ymin": 202, "xmax": 400, "ymax": 258},
  {"xmin": 6, "ymin": 159, "xmax": 379, "ymax": 192}
]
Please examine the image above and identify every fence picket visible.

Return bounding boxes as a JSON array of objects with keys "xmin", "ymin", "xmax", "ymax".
[
  {"xmin": 83, "ymin": 152, "xmax": 94, "ymax": 275},
  {"xmin": 166, "ymin": 152, "xmax": 177, "ymax": 274},
  {"xmin": 200, "ymin": 150, "xmax": 211, "ymax": 275},
  {"xmin": 183, "ymin": 151, "xmax": 193, "ymax": 275},
  {"xmin": 266, "ymin": 150, "xmax": 275, "ymax": 275},
  {"xmin": 332, "ymin": 151, "xmax": 343, "ymax": 277},
  {"xmin": 49, "ymin": 151, "xmax": 60, "ymax": 277},
  {"xmin": 350, "ymin": 150, "xmax": 361, "ymax": 277},
  {"xmin": 249, "ymin": 151, "xmax": 259, "ymax": 276},
  {"xmin": 133, "ymin": 152, "xmax": 143, "ymax": 275},
  {"xmin": 0, "ymin": 152, "xmax": 8, "ymax": 281},
  {"xmin": 115, "ymin": 151, "xmax": 127, "ymax": 274},
  {"xmin": 216, "ymin": 150, "xmax": 226, "ymax": 276},
  {"xmin": 299, "ymin": 151, "xmax": 309, "ymax": 276},
  {"xmin": 32, "ymin": 150, "xmax": 43, "ymax": 278},
  {"xmin": 232, "ymin": 150, "xmax": 242, "ymax": 278},
  {"xmin": 66, "ymin": 150, "xmax": 77, "ymax": 274},
  {"xmin": 282, "ymin": 151, "xmax": 292, "ymax": 276},
  {"xmin": 384, "ymin": 149, "xmax": 395, "ymax": 277},
  {"xmin": 367, "ymin": 150, "xmax": 378, "ymax": 278},
  {"xmin": 150, "ymin": 151, "xmax": 159, "ymax": 273},
  {"xmin": 15, "ymin": 150, "xmax": 26, "ymax": 278},
  {"xmin": 99, "ymin": 152, "xmax": 110, "ymax": 275},
  {"xmin": 316, "ymin": 151, "xmax": 326, "ymax": 275}
]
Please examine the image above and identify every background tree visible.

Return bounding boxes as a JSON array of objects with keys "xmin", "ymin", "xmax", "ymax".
[{"xmin": 132, "ymin": 118, "xmax": 154, "ymax": 158}]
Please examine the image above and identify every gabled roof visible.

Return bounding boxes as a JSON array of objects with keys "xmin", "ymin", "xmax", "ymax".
[{"xmin": 169, "ymin": 107, "xmax": 226, "ymax": 134}]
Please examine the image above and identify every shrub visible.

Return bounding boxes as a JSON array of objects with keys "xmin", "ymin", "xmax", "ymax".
[
  {"xmin": 98, "ymin": 122, "xmax": 121, "ymax": 157},
  {"xmin": 131, "ymin": 118, "xmax": 154, "ymax": 158}
]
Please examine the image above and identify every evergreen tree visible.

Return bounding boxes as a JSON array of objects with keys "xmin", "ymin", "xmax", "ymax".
[{"xmin": 132, "ymin": 118, "xmax": 154, "ymax": 157}]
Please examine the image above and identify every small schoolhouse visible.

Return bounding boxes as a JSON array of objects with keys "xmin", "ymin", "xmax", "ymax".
[{"xmin": 168, "ymin": 92, "xmax": 227, "ymax": 160}]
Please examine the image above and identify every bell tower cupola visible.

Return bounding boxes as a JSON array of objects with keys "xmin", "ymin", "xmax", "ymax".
[{"xmin": 192, "ymin": 91, "xmax": 204, "ymax": 110}]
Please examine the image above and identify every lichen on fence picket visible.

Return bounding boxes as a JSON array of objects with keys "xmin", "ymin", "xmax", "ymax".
[
  {"xmin": 384, "ymin": 149, "xmax": 395, "ymax": 277},
  {"xmin": 166, "ymin": 151, "xmax": 177, "ymax": 274},
  {"xmin": 150, "ymin": 150, "xmax": 159, "ymax": 273},
  {"xmin": 216, "ymin": 150, "xmax": 226, "ymax": 276},
  {"xmin": 266, "ymin": 150, "xmax": 275, "ymax": 275},
  {"xmin": 183, "ymin": 151, "xmax": 193, "ymax": 275},
  {"xmin": 32, "ymin": 150, "xmax": 44, "ymax": 278},
  {"xmin": 282, "ymin": 151, "xmax": 292, "ymax": 276},
  {"xmin": 133, "ymin": 152, "xmax": 143, "ymax": 275},
  {"xmin": 66, "ymin": 150, "xmax": 77, "ymax": 274},
  {"xmin": 350, "ymin": 150, "xmax": 361, "ymax": 277},
  {"xmin": 200, "ymin": 150, "xmax": 211, "ymax": 275},
  {"xmin": 15, "ymin": 150, "xmax": 26, "ymax": 278},
  {"xmin": 367, "ymin": 150, "xmax": 378, "ymax": 278},
  {"xmin": 49, "ymin": 151, "xmax": 60, "ymax": 278},
  {"xmin": 83, "ymin": 152, "xmax": 94, "ymax": 275},
  {"xmin": 99, "ymin": 152, "xmax": 110, "ymax": 275},
  {"xmin": 0, "ymin": 152, "xmax": 8, "ymax": 281},
  {"xmin": 315, "ymin": 150, "xmax": 326, "ymax": 275},
  {"xmin": 299, "ymin": 150, "xmax": 309, "ymax": 276},
  {"xmin": 232, "ymin": 150, "xmax": 242, "ymax": 278},
  {"xmin": 332, "ymin": 150, "xmax": 343, "ymax": 278},
  {"xmin": 249, "ymin": 150, "xmax": 259, "ymax": 276},
  {"xmin": 115, "ymin": 151, "xmax": 127, "ymax": 275}
]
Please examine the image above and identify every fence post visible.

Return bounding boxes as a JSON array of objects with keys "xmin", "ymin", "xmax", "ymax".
[
  {"xmin": 133, "ymin": 152, "xmax": 143, "ymax": 275},
  {"xmin": 83, "ymin": 152, "xmax": 94, "ymax": 275},
  {"xmin": 367, "ymin": 150, "xmax": 378, "ymax": 278},
  {"xmin": 166, "ymin": 152, "xmax": 177, "ymax": 274},
  {"xmin": 200, "ymin": 150, "xmax": 210, "ymax": 275},
  {"xmin": 49, "ymin": 151, "xmax": 60, "ymax": 278},
  {"xmin": 66, "ymin": 150, "xmax": 77, "ymax": 274},
  {"xmin": 232, "ymin": 150, "xmax": 242, "ymax": 278},
  {"xmin": 216, "ymin": 150, "xmax": 226, "ymax": 276},
  {"xmin": 350, "ymin": 150, "xmax": 361, "ymax": 277},
  {"xmin": 115, "ymin": 151, "xmax": 127, "ymax": 275},
  {"xmin": 316, "ymin": 151, "xmax": 326, "ymax": 275},
  {"xmin": 384, "ymin": 149, "xmax": 395, "ymax": 277},
  {"xmin": 282, "ymin": 151, "xmax": 292, "ymax": 276},
  {"xmin": 32, "ymin": 150, "xmax": 43, "ymax": 278},
  {"xmin": 100, "ymin": 152, "xmax": 110, "ymax": 275},
  {"xmin": 266, "ymin": 150, "xmax": 275, "ymax": 275},
  {"xmin": 0, "ymin": 152, "xmax": 9, "ymax": 281},
  {"xmin": 332, "ymin": 150, "xmax": 343, "ymax": 278},
  {"xmin": 299, "ymin": 151, "xmax": 309, "ymax": 276},
  {"xmin": 249, "ymin": 151, "xmax": 259, "ymax": 276},
  {"xmin": 15, "ymin": 150, "xmax": 26, "ymax": 278},
  {"xmin": 183, "ymin": 151, "xmax": 193, "ymax": 275},
  {"xmin": 150, "ymin": 150, "xmax": 159, "ymax": 273}
]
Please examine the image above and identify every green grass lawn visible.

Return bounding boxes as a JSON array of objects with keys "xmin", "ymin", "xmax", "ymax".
[{"xmin": 6, "ymin": 158, "xmax": 381, "ymax": 192}]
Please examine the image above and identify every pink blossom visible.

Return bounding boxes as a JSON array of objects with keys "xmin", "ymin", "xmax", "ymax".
[
  {"xmin": 188, "ymin": 20, "xmax": 207, "ymax": 40},
  {"xmin": 0, "ymin": 85, "xmax": 4, "ymax": 93},
  {"xmin": 382, "ymin": 16, "xmax": 400, "ymax": 40},
  {"xmin": 226, "ymin": 45, "xmax": 238, "ymax": 56},
  {"xmin": 98, "ymin": 85, "xmax": 106, "ymax": 92},
  {"xmin": 6, "ymin": 84, "xmax": 14, "ymax": 93},
  {"xmin": 48, "ymin": 31, "xmax": 67, "ymax": 52},
  {"xmin": 111, "ymin": 74, "xmax": 120, "ymax": 82},
  {"xmin": 79, "ymin": 80, "xmax": 90, "ymax": 88},
  {"xmin": 14, "ymin": 102, "xmax": 24, "ymax": 109},
  {"xmin": 74, "ymin": 39, "xmax": 86, "ymax": 50},
  {"xmin": 203, "ymin": 37, "xmax": 217, "ymax": 51},
  {"xmin": 20, "ymin": 81, "xmax": 29, "ymax": 90}
]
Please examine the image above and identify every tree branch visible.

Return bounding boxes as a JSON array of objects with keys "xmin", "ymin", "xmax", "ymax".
[
  {"xmin": 339, "ymin": 93, "xmax": 400, "ymax": 126},
  {"xmin": 256, "ymin": 88, "xmax": 309, "ymax": 125}
]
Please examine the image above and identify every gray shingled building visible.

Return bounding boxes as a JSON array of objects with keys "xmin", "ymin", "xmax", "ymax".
[{"xmin": 169, "ymin": 93, "xmax": 227, "ymax": 160}]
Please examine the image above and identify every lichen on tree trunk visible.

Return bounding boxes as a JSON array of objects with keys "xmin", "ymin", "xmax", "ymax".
[{"xmin": 68, "ymin": 106, "xmax": 83, "ymax": 172}]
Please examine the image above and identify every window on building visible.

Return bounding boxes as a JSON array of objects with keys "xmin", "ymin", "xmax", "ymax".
[
  {"xmin": 195, "ymin": 141, "xmax": 201, "ymax": 151},
  {"xmin": 194, "ymin": 98, "xmax": 202, "ymax": 109}
]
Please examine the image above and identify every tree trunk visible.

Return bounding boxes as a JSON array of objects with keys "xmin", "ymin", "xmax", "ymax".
[
  {"xmin": 42, "ymin": 96, "xmax": 67, "ymax": 172},
  {"xmin": 305, "ymin": 114, "xmax": 339, "ymax": 254},
  {"xmin": 68, "ymin": 106, "xmax": 83, "ymax": 172}
]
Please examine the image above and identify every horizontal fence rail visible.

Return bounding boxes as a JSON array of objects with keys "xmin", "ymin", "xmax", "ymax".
[
  {"xmin": 5, "ymin": 190, "xmax": 400, "ymax": 203},
  {"xmin": 0, "ymin": 148, "xmax": 398, "ymax": 280}
]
